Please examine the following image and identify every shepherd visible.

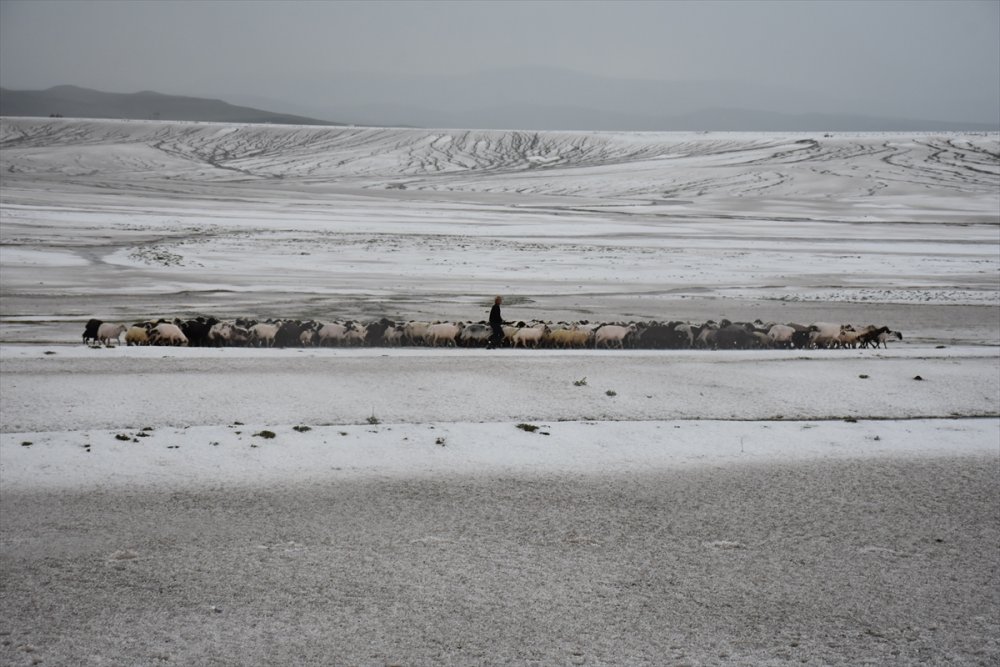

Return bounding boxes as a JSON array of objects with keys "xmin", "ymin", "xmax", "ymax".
[{"xmin": 487, "ymin": 295, "xmax": 505, "ymax": 349}]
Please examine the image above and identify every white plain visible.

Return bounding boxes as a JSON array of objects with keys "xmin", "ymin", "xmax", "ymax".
[{"xmin": 1, "ymin": 118, "xmax": 998, "ymax": 666}]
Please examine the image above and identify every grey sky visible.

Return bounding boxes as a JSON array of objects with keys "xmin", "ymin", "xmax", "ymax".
[{"xmin": 1, "ymin": 0, "xmax": 998, "ymax": 124}]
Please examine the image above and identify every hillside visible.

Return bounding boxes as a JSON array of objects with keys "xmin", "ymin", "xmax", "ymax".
[
  {"xmin": 1, "ymin": 116, "xmax": 996, "ymax": 338},
  {"xmin": 4, "ymin": 75, "xmax": 997, "ymax": 132}
]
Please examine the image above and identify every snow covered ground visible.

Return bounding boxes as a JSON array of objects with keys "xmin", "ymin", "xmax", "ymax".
[
  {"xmin": 2, "ymin": 344, "xmax": 997, "ymax": 491},
  {"xmin": 1, "ymin": 119, "xmax": 998, "ymax": 342},
  {"xmin": 1, "ymin": 118, "xmax": 998, "ymax": 665}
]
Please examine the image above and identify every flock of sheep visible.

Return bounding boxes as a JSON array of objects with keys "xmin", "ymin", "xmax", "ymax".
[{"xmin": 82, "ymin": 316, "xmax": 903, "ymax": 350}]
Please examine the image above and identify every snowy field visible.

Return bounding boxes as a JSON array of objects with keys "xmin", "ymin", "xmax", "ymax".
[{"xmin": 1, "ymin": 118, "xmax": 998, "ymax": 665}]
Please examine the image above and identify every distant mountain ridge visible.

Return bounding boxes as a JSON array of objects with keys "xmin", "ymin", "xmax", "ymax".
[
  {"xmin": 2, "ymin": 76, "xmax": 997, "ymax": 132},
  {"xmin": 0, "ymin": 85, "xmax": 342, "ymax": 126}
]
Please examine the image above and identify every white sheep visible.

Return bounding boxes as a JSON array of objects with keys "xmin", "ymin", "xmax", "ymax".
[
  {"xmin": 344, "ymin": 322, "xmax": 368, "ymax": 346},
  {"xmin": 150, "ymin": 322, "xmax": 188, "ymax": 346},
  {"xmin": 594, "ymin": 324, "xmax": 637, "ymax": 349},
  {"xmin": 403, "ymin": 321, "xmax": 432, "ymax": 346},
  {"xmin": 426, "ymin": 322, "xmax": 464, "ymax": 347},
  {"xmin": 808, "ymin": 322, "xmax": 844, "ymax": 349},
  {"xmin": 767, "ymin": 324, "xmax": 796, "ymax": 348},
  {"xmin": 512, "ymin": 323, "xmax": 550, "ymax": 348},
  {"xmin": 249, "ymin": 322, "xmax": 279, "ymax": 347},
  {"xmin": 97, "ymin": 322, "xmax": 127, "ymax": 346},
  {"xmin": 316, "ymin": 322, "xmax": 350, "ymax": 346},
  {"xmin": 501, "ymin": 324, "xmax": 521, "ymax": 346},
  {"xmin": 383, "ymin": 324, "xmax": 406, "ymax": 346}
]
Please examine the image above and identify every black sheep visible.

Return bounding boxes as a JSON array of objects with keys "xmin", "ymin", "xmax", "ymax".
[
  {"xmin": 180, "ymin": 317, "xmax": 219, "ymax": 347},
  {"xmin": 82, "ymin": 318, "xmax": 103, "ymax": 345}
]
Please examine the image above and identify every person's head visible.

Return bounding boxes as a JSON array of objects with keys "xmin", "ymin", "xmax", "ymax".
[{"xmin": 494, "ymin": 296, "xmax": 503, "ymax": 305}]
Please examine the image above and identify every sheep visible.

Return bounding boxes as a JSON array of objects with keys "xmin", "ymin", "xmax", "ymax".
[
  {"xmin": 149, "ymin": 322, "xmax": 188, "ymax": 346},
  {"xmin": 383, "ymin": 324, "xmax": 406, "ymax": 346},
  {"xmin": 426, "ymin": 321, "xmax": 464, "ymax": 347},
  {"xmin": 125, "ymin": 323, "xmax": 152, "ymax": 346},
  {"xmin": 695, "ymin": 323, "xmax": 718, "ymax": 349},
  {"xmin": 786, "ymin": 330, "xmax": 810, "ymax": 349},
  {"xmin": 715, "ymin": 323, "xmax": 756, "ymax": 350},
  {"xmin": 838, "ymin": 327, "xmax": 868, "ymax": 349},
  {"xmin": 274, "ymin": 320, "xmax": 314, "ymax": 348},
  {"xmin": 82, "ymin": 318, "xmax": 103, "ymax": 346},
  {"xmin": 316, "ymin": 322, "xmax": 351, "ymax": 346},
  {"xmin": 97, "ymin": 322, "xmax": 127, "ymax": 346},
  {"xmin": 403, "ymin": 321, "xmax": 432, "ymax": 346},
  {"xmin": 594, "ymin": 324, "xmax": 638, "ymax": 349},
  {"xmin": 512, "ymin": 322, "xmax": 550, "ymax": 348},
  {"xmin": 209, "ymin": 321, "xmax": 250, "ymax": 347},
  {"xmin": 180, "ymin": 317, "xmax": 219, "ymax": 347},
  {"xmin": 364, "ymin": 318, "xmax": 397, "ymax": 346},
  {"xmin": 635, "ymin": 322, "xmax": 689, "ymax": 349},
  {"xmin": 70, "ymin": 312, "xmax": 906, "ymax": 352},
  {"xmin": 548, "ymin": 326, "xmax": 591, "ymax": 349},
  {"xmin": 249, "ymin": 322, "xmax": 279, "ymax": 348},
  {"xmin": 872, "ymin": 328, "xmax": 903, "ymax": 348},
  {"xmin": 767, "ymin": 324, "xmax": 796, "ymax": 349},
  {"xmin": 808, "ymin": 322, "xmax": 846, "ymax": 349},
  {"xmin": 855, "ymin": 325, "xmax": 900, "ymax": 349},
  {"xmin": 500, "ymin": 324, "xmax": 522, "ymax": 347},
  {"xmin": 566, "ymin": 327, "xmax": 593, "ymax": 348},
  {"xmin": 458, "ymin": 323, "xmax": 492, "ymax": 347},
  {"xmin": 344, "ymin": 322, "xmax": 368, "ymax": 346},
  {"xmin": 545, "ymin": 326, "xmax": 571, "ymax": 348},
  {"xmin": 670, "ymin": 322, "xmax": 695, "ymax": 348},
  {"xmin": 672, "ymin": 322, "xmax": 711, "ymax": 349},
  {"xmin": 209, "ymin": 321, "xmax": 233, "ymax": 346}
]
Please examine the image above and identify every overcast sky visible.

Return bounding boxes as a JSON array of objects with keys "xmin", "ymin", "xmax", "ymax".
[{"xmin": 1, "ymin": 0, "xmax": 998, "ymax": 124}]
